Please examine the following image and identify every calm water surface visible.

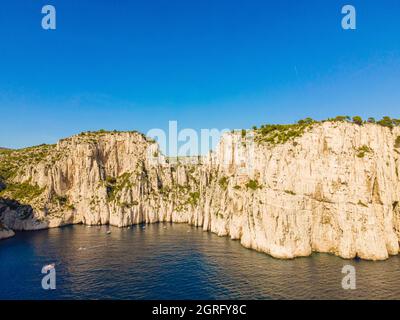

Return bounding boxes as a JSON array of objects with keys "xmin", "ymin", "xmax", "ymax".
[{"xmin": 0, "ymin": 223, "xmax": 399, "ymax": 300}]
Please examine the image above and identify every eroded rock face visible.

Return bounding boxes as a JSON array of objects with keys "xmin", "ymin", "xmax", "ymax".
[
  {"xmin": 208, "ymin": 123, "xmax": 400, "ymax": 260},
  {"xmin": 1, "ymin": 123, "xmax": 400, "ymax": 260}
]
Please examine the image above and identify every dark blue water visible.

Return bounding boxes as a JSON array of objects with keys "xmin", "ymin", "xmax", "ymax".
[{"xmin": 1, "ymin": 223, "xmax": 399, "ymax": 300}]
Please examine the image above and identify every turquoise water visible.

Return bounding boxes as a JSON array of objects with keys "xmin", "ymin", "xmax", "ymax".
[{"xmin": 0, "ymin": 223, "xmax": 399, "ymax": 300}]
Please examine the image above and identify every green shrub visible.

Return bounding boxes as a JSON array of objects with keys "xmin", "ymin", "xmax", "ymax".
[
  {"xmin": 121, "ymin": 200, "xmax": 139, "ymax": 208},
  {"xmin": 218, "ymin": 177, "xmax": 229, "ymax": 190},
  {"xmin": 188, "ymin": 192, "xmax": 200, "ymax": 206},
  {"xmin": 246, "ymin": 179, "xmax": 261, "ymax": 190},
  {"xmin": 297, "ymin": 118, "xmax": 315, "ymax": 125},
  {"xmin": 395, "ymin": 136, "xmax": 400, "ymax": 149},
  {"xmin": 54, "ymin": 195, "xmax": 68, "ymax": 206},
  {"xmin": 352, "ymin": 116, "xmax": 363, "ymax": 125},
  {"xmin": 328, "ymin": 116, "xmax": 350, "ymax": 122},
  {"xmin": 106, "ymin": 176, "xmax": 117, "ymax": 185},
  {"xmin": 377, "ymin": 116, "xmax": 394, "ymax": 128},
  {"xmin": 356, "ymin": 145, "xmax": 373, "ymax": 158},
  {"xmin": 106, "ymin": 173, "xmax": 133, "ymax": 202}
]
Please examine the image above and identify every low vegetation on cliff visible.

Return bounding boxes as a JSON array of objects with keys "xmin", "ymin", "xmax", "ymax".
[
  {"xmin": 0, "ymin": 182, "xmax": 44, "ymax": 204},
  {"xmin": 105, "ymin": 172, "xmax": 134, "ymax": 203},
  {"xmin": 0, "ymin": 145, "xmax": 59, "ymax": 208},
  {"xmin": 59, "ymin": 129, "xmax": 152, "ymax": 144},
  {"xmin": 0, "ymin": 144, "xmax": 56, "ymax": 181},
  {"xmin": 246, "ymin": 179, "xmax": 262, "ymax": 190},
  {"xmin": 252, "ymin": 116, "xmax": 400, "ymax": 146}
]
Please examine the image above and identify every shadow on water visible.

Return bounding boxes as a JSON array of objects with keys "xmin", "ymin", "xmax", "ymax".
[{"xmin": 0, "ymin": 223, "xmax": 399, "ymax": 299}]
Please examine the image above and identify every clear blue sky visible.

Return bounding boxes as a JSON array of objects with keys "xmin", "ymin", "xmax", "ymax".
[{"xmin": 0, "ymin": 0, "xmax": 399, "ymax": 149}]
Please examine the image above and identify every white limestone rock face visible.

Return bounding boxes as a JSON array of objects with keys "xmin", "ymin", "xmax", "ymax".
[
  {"xmin": 206, "ymin": 122, "xmax": 400, "ymax": 260},
  {"xmin": 1, "ymin": 123, "xmax": 399, "ymax": 261}
]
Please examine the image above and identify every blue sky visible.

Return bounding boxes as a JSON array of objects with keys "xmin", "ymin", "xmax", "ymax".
[{"xmin": 0, "ymin": 0, "xmax": 399, "ymax": 149}]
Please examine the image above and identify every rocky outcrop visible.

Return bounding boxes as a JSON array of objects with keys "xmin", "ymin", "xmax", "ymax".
[
  {"xmin": 0, "ymin": 210, "xmax": 15, "ymax": 240},
  {"xmin": 0, "ymin": 226, "xmax": 14, "ymax": 240},
  {"xmin": 0, "ymin": 198, "xmax": 47, "ymax": 231},
  {"xmin": 0, "ymin": 122, "xmax": 399, "ymax": 260}
]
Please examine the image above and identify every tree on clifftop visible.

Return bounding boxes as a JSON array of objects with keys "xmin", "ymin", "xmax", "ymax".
[{"xmin": 352, "ymin": 116, "xmax": 363, "ymax": 125}]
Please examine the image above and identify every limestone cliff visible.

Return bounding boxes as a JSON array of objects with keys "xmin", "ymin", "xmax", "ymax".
[{"xmin": 1, "ymin": 121, "xmax": 400, "ymax": 261}]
